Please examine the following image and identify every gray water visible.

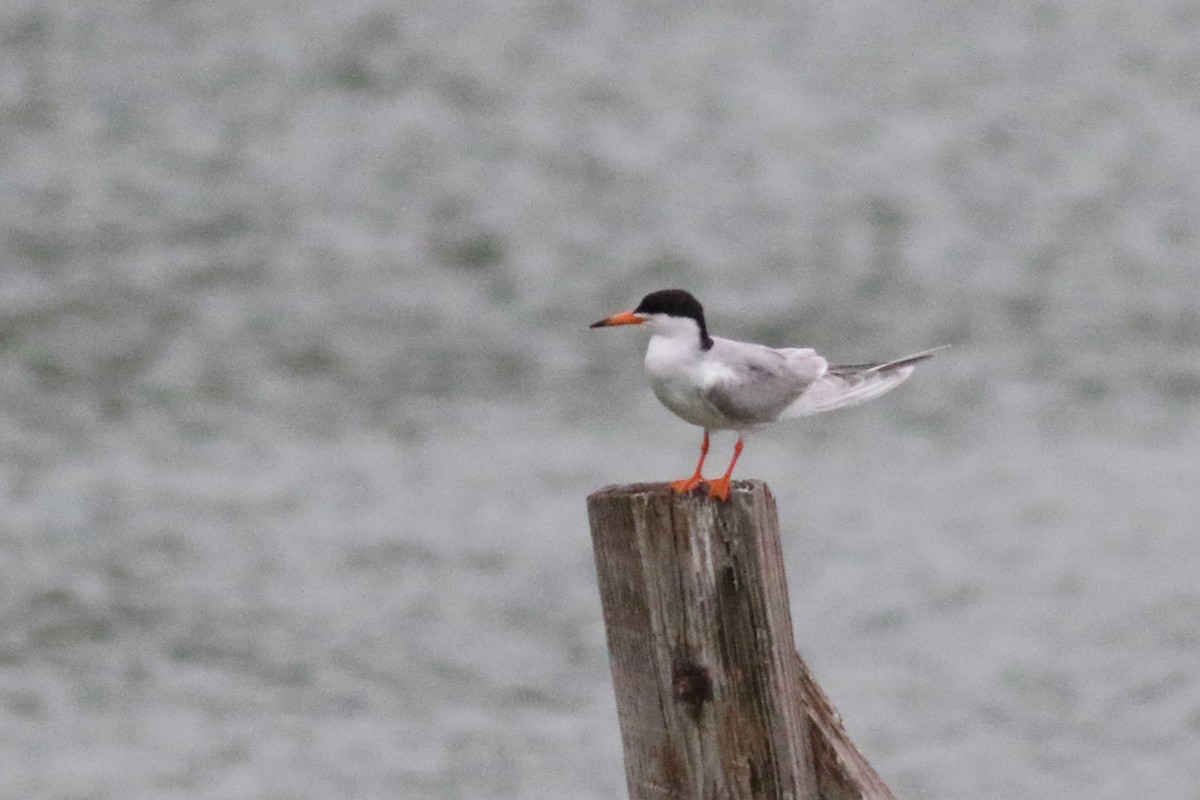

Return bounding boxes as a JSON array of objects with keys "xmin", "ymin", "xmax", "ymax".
[{"xmin": 2, "ymin": 2, "xmax": 1199, "ymax": 798}]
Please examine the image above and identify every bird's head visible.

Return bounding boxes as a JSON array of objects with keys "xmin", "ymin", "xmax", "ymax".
[{"xmin": 589, "ymin": 289, "xmax": 713, "ymax": 350}]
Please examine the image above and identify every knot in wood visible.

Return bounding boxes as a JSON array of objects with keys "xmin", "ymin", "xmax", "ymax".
[{"xmin": 671, "ymin": 660, "xmax": 713, "ymax": 714}]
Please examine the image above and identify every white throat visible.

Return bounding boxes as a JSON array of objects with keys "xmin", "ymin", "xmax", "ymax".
[
  {"xmin": 640, "ymin": 314, "xmax": 726, "ymax": 428},
  {"xmin": 643, "ymin": 313, "xmax": 705, "ymax": 345}
]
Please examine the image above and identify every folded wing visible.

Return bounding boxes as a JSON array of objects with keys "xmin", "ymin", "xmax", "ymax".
[
  {"xmin": 779, "ymin": 346, "xmax": 946, "ymax": 419},
  {"xmin": 702, "ymin": 341, "xmax": 827, "ymax": 427}
]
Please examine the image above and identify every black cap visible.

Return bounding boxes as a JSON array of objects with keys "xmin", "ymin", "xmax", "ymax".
[{"xmin": 634, "ymin": 289, "xmax": 712, "ymax": 350}]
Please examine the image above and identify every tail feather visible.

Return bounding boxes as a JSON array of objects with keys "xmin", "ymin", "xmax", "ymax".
[
  {"xmin": 829, "ymin": 345, "xmax": 950, "ymax": 375},
  {"xmin": 781, "ymin": 345, "xmax": 947, "ymax": 419}
]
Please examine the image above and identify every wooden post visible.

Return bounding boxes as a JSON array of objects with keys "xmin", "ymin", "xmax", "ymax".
[{"xmin": 587, "ymin": 481, "xmax": 896, "ymax": 800}]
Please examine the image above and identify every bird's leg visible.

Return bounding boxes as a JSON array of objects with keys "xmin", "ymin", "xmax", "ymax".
[
  {"xmin": 669, "ymin": 430, "xmax": 710, "ymax": 494},
  {"xmin": 706, "ymin": 435, "xmax": 744, "ymax": 501}
]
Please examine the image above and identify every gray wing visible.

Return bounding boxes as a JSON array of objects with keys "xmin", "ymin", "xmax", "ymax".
[
  {"xmin": 779, "ymin": 345, "xmax": 947, "ymax": 419},
  {"xmin": 702, "ymin": 339, "xmax": 827, "ymax": 426}
]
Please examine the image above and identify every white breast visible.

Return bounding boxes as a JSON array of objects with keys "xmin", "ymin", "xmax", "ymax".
[{"xmin": 643, "ymin": 334, "xmax": 737, "ymax": 429}]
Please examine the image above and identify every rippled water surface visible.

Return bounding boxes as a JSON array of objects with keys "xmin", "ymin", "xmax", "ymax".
[{"xmin": 2, "ymin": 2, "xmax": 1199, "ymax": 798}]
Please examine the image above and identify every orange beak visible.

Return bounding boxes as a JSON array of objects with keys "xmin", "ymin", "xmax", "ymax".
[{"xmin": 589, "ymin": 311, "xmax": 646, "ymax": 329}]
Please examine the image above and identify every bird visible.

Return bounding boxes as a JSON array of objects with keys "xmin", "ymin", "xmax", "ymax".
[{"xmin": 590, "ymin": 288, "xmax": 944, "ymax": 501}]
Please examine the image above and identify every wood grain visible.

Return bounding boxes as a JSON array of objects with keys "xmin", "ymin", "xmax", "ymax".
[{"xmin": 587, "ymin": 481, "xmax": 895, "ymax": 800}]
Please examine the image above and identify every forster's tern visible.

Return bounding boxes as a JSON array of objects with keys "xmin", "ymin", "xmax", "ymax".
[{"xmin": 590, "ymin": 288, "xmax": 944, "ymax": 500}]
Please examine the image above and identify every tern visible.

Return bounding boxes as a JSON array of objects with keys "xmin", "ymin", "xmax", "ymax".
[{"xmin": 590, "ymin": 288, "xmax": 944, "ymax": 501}]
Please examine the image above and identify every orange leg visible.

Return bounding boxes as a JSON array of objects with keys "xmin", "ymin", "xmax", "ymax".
[
  {"xmin": 706, "ymin": 435, "xmax": 744, "ymax": 501},
  {"xmin": 670, "ymin": 430, "xmax": 710, "ymax": 494}
]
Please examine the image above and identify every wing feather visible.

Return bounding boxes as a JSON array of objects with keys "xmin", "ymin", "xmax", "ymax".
[
  {"xmin": 702, "ymin": 340, "xmax": 825, "ymax": 426},
  {"xmin": 779, "ymin": 345, "xmax": 945, "ymax": 419}
]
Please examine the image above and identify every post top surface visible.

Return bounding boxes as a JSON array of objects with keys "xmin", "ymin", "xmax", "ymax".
[{"xmin": 587, "ymin": 480, "xmax": 768, "ymax": 504}]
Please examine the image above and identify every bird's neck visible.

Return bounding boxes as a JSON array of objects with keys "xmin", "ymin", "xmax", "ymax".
[
  {"xmin": 648, "ymin": 316, "xmax": 712, "ymax": 351},
  {"xmin": 644, "ymin": 330, "xmax": 705, "ymax": 377}
]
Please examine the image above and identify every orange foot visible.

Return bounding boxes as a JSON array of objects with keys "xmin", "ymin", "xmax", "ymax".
[
  {"xmin": 670, "ymin": 475, "xmax": 706, "ymax": 494},
  {"xmin": 707, "ymin": 477, "xmax": 732, "ymax": 501}
]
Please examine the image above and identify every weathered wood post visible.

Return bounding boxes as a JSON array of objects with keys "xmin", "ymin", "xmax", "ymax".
[{"xmin": 587, "ymin": 481, "xmax": 896, "ymax": 800}]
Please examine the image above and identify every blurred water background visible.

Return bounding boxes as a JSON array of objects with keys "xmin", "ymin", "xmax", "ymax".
[{"xmin": 2, "ymin": 1, "xmax": 1199, "ymax": 798}]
